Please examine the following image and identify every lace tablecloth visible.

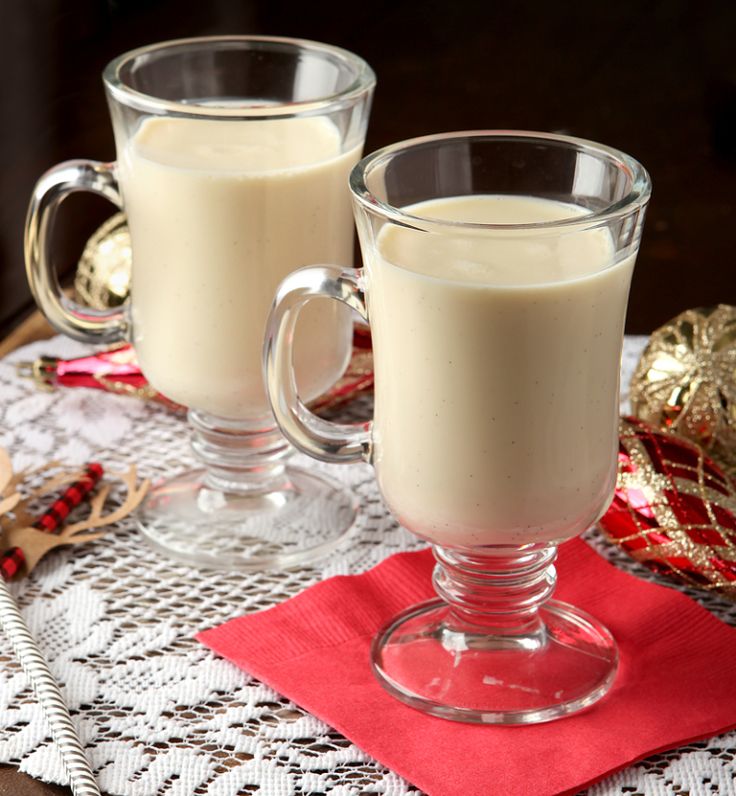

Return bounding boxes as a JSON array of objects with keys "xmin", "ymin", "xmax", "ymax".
[{"xmin": 0, "ymin": 335, "xmax": 735, "ymax": 796}]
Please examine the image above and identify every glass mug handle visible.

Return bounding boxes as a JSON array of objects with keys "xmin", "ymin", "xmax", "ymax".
[
  {"xmin": 265, "ymin": 265, "xmax": 372, "ymax": 464},
  {"xmin": 25, "ymin": 159, "xmax": 128, "ymax": 343}
]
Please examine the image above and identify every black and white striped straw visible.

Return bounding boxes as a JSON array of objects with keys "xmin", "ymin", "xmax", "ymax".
[{"xmin": 0, "ymin": 577, "xmax": 100, "ymax": 796}]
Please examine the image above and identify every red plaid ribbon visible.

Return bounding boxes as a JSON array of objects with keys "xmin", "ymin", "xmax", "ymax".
[
  {"xmin": 0, "ymin": 547, "xmax": 25, "ymax": 582},
  {"xmin": 0, "ymin": 463, "xmax": 104, "ymax": 581}
]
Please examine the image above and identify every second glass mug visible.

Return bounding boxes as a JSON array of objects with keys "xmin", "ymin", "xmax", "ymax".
[
  {"xmin": 25, "ymin": 36, "xmax": 375, "ymax": 570},
  {"xmin": 266, "ymin": 131, "xmax": 651, "ymax": 723}
]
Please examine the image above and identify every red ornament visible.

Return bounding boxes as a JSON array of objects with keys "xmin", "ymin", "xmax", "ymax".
[
  {"xmin": 18, "ymin": 330, "xmax": 375, "ymax": 417},
  {"xmin": 18, "ymin": 344, "xmax": 184, "ymax": 413},
  {"xmin": 599, "ymin": 416, "xmax": 736, "ymax": 599}
]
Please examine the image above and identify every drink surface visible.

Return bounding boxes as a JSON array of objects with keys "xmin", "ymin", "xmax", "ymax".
[
  {"xmin": 120, "ymin": 115, "xmax": 357, "ymax": 419},
  {"xmin": 365, "ymin": 194, "xmax": 634, "ymax": 546}
]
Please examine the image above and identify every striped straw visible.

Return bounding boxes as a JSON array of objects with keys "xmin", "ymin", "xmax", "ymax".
[
  {"xmin": 0, "ymin": 572, "xmax": 101, "ymax": 794},
  {"xmin": 0, "ymin": 462, "xmax": 104, "ymax": 792}
]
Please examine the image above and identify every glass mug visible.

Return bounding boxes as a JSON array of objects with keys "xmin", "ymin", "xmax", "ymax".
[
  {"xmin": 25, "ymin": 36, "xmax": 375, "ymax": 570},
  {"xmin": 265, "ymin": 131, "xmax": 650, "ymax": 723}
]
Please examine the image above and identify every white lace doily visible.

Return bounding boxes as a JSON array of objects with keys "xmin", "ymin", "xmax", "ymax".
[{"xmin": 0, "ymin": 336, "xmax": 734, "ymax": 796}]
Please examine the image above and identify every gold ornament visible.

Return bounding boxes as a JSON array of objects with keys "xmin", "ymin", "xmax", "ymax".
[
  {"xmin": 75, "ymin": 212, "xmax": 131, "ymax": 309},
  {"xmin": 629, "ymin": 305, "xmax": 736, "ymax": 475}
]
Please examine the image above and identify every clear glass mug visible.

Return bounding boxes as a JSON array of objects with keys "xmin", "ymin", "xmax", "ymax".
[
  {"xmin": 265, "ymin": 131, "xmax": 651, "ymax": 723},
  {"xmin": 25, "ymin": 36, "xmax": 375, "ymax": 570}
]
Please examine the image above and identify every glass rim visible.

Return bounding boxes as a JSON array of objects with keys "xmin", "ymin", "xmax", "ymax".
[
  {"xmin": 103, "ymin": 35, "xmax": 376, "ymax": 119},
  {"xmin": 350, "ymin": 130, "xmax": 652, "ymax": 232}
]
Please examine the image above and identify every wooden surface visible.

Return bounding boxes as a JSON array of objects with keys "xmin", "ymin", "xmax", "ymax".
[
  {"xmin": 0, "ymin": 766, "xmax": 71, "ymax": 796},
  {"xmin": 0, "ymin": 312, "xmax": 54, "ymax": 360}
]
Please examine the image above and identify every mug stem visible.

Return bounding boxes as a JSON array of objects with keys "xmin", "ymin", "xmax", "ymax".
[
  {"xmin": 189, "ymin": 410, "xmax": 292, "ymax": 495},
  {"xmin": 135, "ymin": 417, "xmax": 358, "ymax": 571},
  {"xmin": 432, "ymin": 544, "xmax": 557, "ymax": 641}
]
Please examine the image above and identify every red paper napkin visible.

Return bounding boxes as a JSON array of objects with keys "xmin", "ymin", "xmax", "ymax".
[{"xmin": 198, "ymin": 539, "xmax": 736, "ymax": 796}]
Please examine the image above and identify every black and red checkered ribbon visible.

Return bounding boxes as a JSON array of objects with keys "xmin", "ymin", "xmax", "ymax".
[
  {"xmin": 0, "ymin": 547, "xmax": 25, "ymax": 583},
  {"xmin": 0, "ymin": 463, "xmax": 103, "ymax": 581}
]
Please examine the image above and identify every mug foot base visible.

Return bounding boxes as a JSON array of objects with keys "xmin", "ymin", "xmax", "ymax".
[
  {"xmin": 371, "ymin": 598, "xmax": 618, "ymax": 724},
  {"xmin": 136, "ymin": 465, "xmax": 358, "ymax": 571}
]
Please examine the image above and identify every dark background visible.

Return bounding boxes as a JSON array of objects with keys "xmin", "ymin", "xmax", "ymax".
[{"xmin": 1, "ymin": 0, "xmax": 735, "ymax": 338}]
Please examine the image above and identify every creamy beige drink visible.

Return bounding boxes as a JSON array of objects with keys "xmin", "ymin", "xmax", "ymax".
[
  {"xmin": 365, "ymin": 195, "xmax": 634, "ymax": 547},
  {"xmin": 120, "ymin": 115, "xmax": 358, "ymax": 419}
]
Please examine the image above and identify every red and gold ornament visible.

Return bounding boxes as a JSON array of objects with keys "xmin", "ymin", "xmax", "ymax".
[
  {"xmin": 19, "ymin": 336, "xmax": 374, "ymax": 416},
  {"xmin": 599, "ymin": 416, "xmax": 736, "ymax": 599},
  {"xmin": 18, "ymin": 345, "xmax": 185, "ymax": 413}
]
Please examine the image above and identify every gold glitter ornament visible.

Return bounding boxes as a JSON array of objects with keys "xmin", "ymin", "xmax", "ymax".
[
  {"xmin": 74, "ymin": 212, "xmax": 131, "ymax": 309},
  {"xmin": 629, "ymin": 305, "xmax": 736, "ymax": 475}
]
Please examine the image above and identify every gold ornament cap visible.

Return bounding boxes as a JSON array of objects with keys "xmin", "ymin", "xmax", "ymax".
[{"xmin": 629, "ymin": 304, "xmax": 736, "ymax": 474}]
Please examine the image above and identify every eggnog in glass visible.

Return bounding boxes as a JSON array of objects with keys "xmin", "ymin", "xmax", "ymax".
[
  {"xmin": 25, "ymin": 37, "xmax": 375, "ymax": 570},
  {"xmin": 265, "ymin": 131, "xmax": 651, "ymax": 723}
]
